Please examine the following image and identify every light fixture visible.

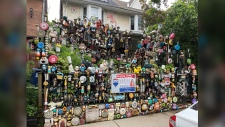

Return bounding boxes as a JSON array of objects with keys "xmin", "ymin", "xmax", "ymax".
[
  {"xmin": 30, "ymin": 8, "xmax": 33, "ymax": 18},
  {"xmin": 44, "ymin": 14, "xmax": 48, "ymax": 22},
  {"xmin": 117, "ymin": 26, "xmax": 120, "ymax": 31}
]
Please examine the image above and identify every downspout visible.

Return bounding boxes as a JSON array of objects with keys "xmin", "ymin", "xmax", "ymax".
[
  {"xmin": 60, "ymin": 0, "xmax": 63, "ymax": 19},
  {"xmin": 42, "ymin": 0, "xmax": 45, "ymax": 22},
  {"xmin": 66, "ymin": 0, "xmax": 69, "ymax": 17}
]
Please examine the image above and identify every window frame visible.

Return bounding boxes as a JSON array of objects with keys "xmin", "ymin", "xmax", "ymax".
[
  {"xmin": 138, "ymin": 15, "xmax": 143, "ymax": 30},
  {"xmin": 90, "ymin": 6, "xmax": 100, "ymax": 23},
  {"xmin": 130, "ymin": 15, "xmax": 134, "ymax": 30}
]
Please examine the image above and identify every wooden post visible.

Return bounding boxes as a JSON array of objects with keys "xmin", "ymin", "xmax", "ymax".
[{"xmin": 37, "ymin": 72, "xmax": 43, "ymax": 127}]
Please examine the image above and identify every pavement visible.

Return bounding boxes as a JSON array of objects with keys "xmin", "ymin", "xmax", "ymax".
[{"xmin": 78, "ymin": 109, "xmax": 183, "ymax": 127}]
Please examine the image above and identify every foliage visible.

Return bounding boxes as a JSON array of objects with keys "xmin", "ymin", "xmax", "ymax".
[
  {"xmin": 84, "ymin": 54, "xmax": 91, "ymax": 62},
  {"xmin": 26, "ymin": 60, "xmax": 38, "ymax": 116},
  {"xmin": 160, "ymin": 0, "xmax": 198, "ymax": 66},
  {"xmin": 165, "ymin": 64, "xmax": 174, "ymax": 69},
  {"xmin": 48, "ymin": 50, "xmax": 56, "ymax": 55},
  {"xmin": 140, "ymin": 0, "xmax": 167, "ymax": 28},
  {"xmin": 97, "ymin": 59, "xmax": 104, "ymax": 65},
  {"xmin": 26, "ymin": 60, "xmax": 34, "ymax": 81},
  {"xmin": 26, "ymin": 83, "xmax": 38, "ymax": 116},
  {"xmin": 146, "ymin": 24, "xmax": 158, "ymax": 33},
  {"xmin": 57, "ymin": 46, "xmax": 84, "ymax": 72},
  {"xmin": 141, "ymin": 0, "xmax": 198, "ymax": 66}
]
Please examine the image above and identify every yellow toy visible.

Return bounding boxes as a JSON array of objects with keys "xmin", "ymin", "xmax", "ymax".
[
  {"xmin": 171, "ymin": 82, "xmax": 176, "ymax": 89},
  {"xmin": 133, "ymin": 66, "xmax": 141, "ymax": 74}
]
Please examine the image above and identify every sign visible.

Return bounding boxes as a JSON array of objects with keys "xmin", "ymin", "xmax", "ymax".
[
  {"xmin": 111, "ymin": 74, "xmax": 136, "ymax": 93},
  {"xmin": 71, "ymin": 7, "xmax": 77, "ymax": 13}
]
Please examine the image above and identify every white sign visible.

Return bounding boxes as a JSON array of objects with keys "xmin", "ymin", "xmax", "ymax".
[{"xmin": 111, "ymin": 74, "xmax": 136, "ymax": 93}]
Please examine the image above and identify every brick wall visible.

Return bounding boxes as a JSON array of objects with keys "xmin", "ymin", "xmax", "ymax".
[{"xmin": 27, "ymin": 0, "xmax": 43, "ymax": 37}]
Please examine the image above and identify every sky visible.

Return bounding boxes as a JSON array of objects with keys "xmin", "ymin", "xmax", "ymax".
[
  {"xmin": 47, "ymin": 0, "xmax": 60, "ymax": 22},
  {"xmin": 47, "ymin": 0, "xmax": 176, "ymax": 21}
]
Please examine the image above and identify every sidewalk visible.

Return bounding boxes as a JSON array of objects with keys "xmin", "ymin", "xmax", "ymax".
[{"xmin": 78, "ymin": 109, "xmax": 182, "ymax": 127}]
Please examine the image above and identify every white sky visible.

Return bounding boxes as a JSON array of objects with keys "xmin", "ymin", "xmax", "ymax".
[
  {"xmin": 47, "ymin": 0, "xmax": 60, "ymax": 22},
  {"xmin": 47, "ymin": 0, "xmax": 175, "ymax": 21}
]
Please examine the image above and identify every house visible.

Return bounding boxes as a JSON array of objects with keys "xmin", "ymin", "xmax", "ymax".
[
  {"xmin": 61, "ymin": 0, "xmax": 144, "ymax": 34},
  {"xmin": 26, "ymin": 0, "xmax": 48, "ymax": 66},
  {"xmin": 27, "ymin": 0, "xmax": 48, "ymax": 38}
]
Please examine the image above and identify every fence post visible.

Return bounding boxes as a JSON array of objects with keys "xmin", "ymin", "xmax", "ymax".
[{"xmin": 37, "ymin": 72, "xmax": 43, "ymax": 127}]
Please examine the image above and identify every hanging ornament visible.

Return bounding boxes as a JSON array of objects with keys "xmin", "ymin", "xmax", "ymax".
[
  {"xmin": 190, "ymin": 64, "xmax": 196, "ymax": 70},
  {"xmin": 187, "ymin": 59, "xmax": 191, "ymax": 64},
  {"xmin": 48, "ymin": 55, "xmax": 58, "ymax": 64},
  {"xmin": 168, "ymin": 58, "xmax": 173, "ymax": 64},
  {"xmin": 36, "ymin": 48, "xmax": 41, "ymax": 57},
  {"xmin": 169, "ymin": 39, "xmax": 173, "ymax": 45},
  {"xmin": 174, "ymin": 43, "xmax": 180, "ymax": 51},
  {"xmin": 37, "ymin": 42, "xmax": 44, "ymax": 49},
  {"xmin": 169, "ymin": 33, "xmax": 175, "ymax": 39},
  {"xmin": 41, "ymin": 48, "xmax": 46, "ymax": 57},
  {"xmin": 39, "ymin": 22, "xmax": 49, "ymax": 31}
]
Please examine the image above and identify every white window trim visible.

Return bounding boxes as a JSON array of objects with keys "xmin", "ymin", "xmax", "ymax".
[
  {"xmin": 130, "ymin": 14, "xmax": 142, "ymax": 33},
  {"xmin": 86, "ymin": 5, "xmax": 102, "ymax": 21}
]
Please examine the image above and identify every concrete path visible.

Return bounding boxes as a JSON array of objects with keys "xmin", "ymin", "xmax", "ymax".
[{"xmin": 78, "ymin": 109, "xmax": 182, "ymax": 127}]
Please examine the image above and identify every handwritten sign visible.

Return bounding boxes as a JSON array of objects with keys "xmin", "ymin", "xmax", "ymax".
[{"xmin": 111, "ymin": 74, "xmax": 136, "ymax": 93}]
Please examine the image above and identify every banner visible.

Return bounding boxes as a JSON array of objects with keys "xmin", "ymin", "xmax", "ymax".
[{"xmin": 111, "ymin": 74, "xmax": 136, "ymax": 93}]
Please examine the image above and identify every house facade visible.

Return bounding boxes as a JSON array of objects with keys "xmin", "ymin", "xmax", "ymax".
[
  {"xmin": 26, "ymin": 0, "xmax": 47, "ymax": 66},
  {"xmin": 62, "ymin": 0, "xmax": 144, "ymax": 34},
  {"xmin": 27, "ymin": 0, "xmax": 48, "ymax": 37}
]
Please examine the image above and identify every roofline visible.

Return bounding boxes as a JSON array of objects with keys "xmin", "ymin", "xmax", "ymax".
[
  {"xmin": 69, "ymin": 0, "xmax": 143, "ymax": 14},
  {"xmin": 129, "ymin": 0, "xmax": 135, "ymax": 7}
]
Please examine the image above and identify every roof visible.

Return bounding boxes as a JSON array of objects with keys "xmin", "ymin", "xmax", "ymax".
[
  {"xmin": 70, "ymin": 0, "xmax": 142, "ymax": 13},
  {"xmin": 129, "ymin": 0, "xmax": 135, "ymax": 5},
  {"xmin": 92, "ymin": 0, "xmax": 119, "ymax": 7},
  {"xmin": 112, "ymin": 0, "xmax": 127, "ymax": 8},
  {"xmin": 112, "ymin": 0, "xmax": 142, "ymax": 11}
]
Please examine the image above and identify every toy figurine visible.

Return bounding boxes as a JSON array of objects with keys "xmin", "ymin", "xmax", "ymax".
[
  {"xmin": 109, "ymin": 59, "xmax": 114, "ymax": 70},
  {"xmin": 42, "ymin": 64, "xmax": 47, "ymax": 71},
  {"xmin": 48, "ymin": 66, "xmax": 51, "ymax": 73},
  {"xmin": 69, "ymin": 64, "xmax": 75, "ymax": 73},
  {"xmin": 131, "ymin": 57, "xmax": 137, "ymax": 66},
  {"xmin": 134, "ymin": 66, "xmax": 141, "ymax": 74},
  {"xmin": 125, "ymin": 63, "xmax": 131, "ymax": 73},
  {"xmin": 80, "ymin": 64, "xmax": 86, "ymax": 72},
  {"xmin": 192, "ymin": 69, "xmax": 197, "ymax": 75},
  {"xmin": 51, "ymin": 66, "xmax": 57, "ymax": 73},
  {"xmin": 74, "ymin": 66, "xmax": 80, "ymax": 79},
  {"xmin": 141, "ymin": 67, "xmax": 146, "ymax": 73}
]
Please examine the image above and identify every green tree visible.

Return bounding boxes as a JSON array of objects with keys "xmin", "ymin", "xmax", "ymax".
[
  {"xmin": 161, "ymin": 0, "xmax": 198, "ymax": 66},
  {"xmin": 140, "ymin": 0, "xmax": 168, "ymax": 32}
]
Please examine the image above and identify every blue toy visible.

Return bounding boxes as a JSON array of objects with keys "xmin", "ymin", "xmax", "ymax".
[
  {"xmin": 51, "ymin": 66, "xmax": 57, "ymax": 73},
  {"xmin": 80, "ymin": 64, "xmax": 86, "ymax": 72}
]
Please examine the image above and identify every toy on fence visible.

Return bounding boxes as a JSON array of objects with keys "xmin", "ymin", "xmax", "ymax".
[{"xmin": 31, "ymin": 15, "xmax": 197, "ymax": 126}]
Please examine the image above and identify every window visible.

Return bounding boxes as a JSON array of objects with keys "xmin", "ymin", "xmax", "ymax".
[
  {"xmin": 83, "ymin": 7, "xmax": 87, "ymax": 19},
  {"xmin": 91, "ymin": 7, "xmax": 99, "ymax": 22},
  {"xmin": 138, "ymin": 15, "xmax": 143, "ymax": 30},
  {"xmin": 130, "ymin": 16, "xmax": 134, "ymax": 30}
]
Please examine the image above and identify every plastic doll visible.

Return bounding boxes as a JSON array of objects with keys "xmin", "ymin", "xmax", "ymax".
[{"xmin": 80, "ymin": 64, "xmax": 86, "ymax": 72}]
